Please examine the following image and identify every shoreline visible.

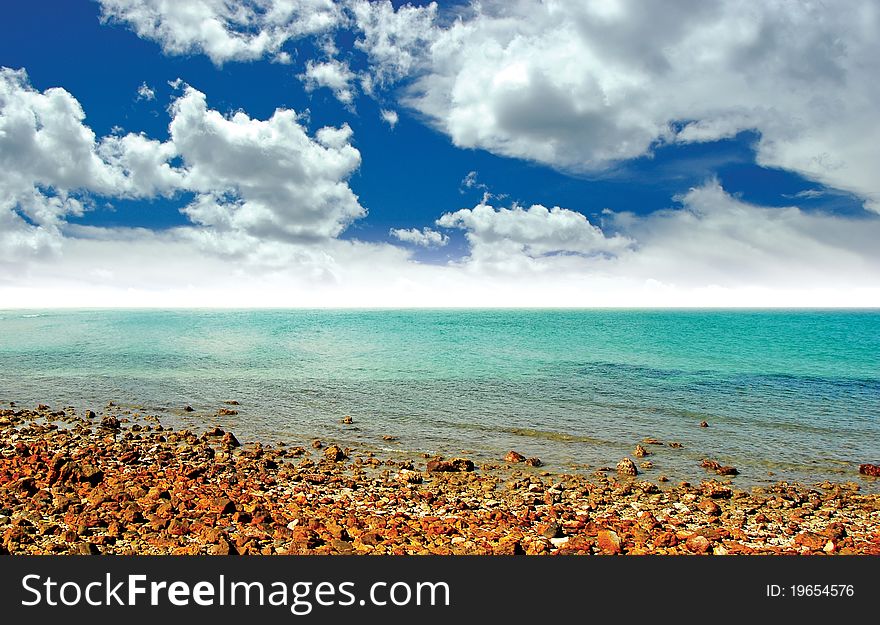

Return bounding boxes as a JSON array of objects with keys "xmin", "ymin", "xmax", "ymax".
[{"xmin": 1, "ymin": 403, "xmax": 878, "ymax": 555}]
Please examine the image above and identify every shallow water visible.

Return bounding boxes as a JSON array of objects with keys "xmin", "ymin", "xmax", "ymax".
[{"xmin": 1, "ymin": 309, "xmax": 878, "ymax": 490}]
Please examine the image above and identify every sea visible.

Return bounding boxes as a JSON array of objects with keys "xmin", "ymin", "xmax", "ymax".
[{"xmin": 1, "ymin": 309, "xmax": 878, "ymax": 491}]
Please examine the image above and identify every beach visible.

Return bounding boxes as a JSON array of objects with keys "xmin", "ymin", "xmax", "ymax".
[{"xmin": 2, "ymin": 403, "xmax": 878, "ymax": 556}]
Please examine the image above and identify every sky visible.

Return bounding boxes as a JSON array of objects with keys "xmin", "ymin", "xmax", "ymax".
[{"xmin": 1, "ymin": 0, "xmax": 879, "ymax": 307}]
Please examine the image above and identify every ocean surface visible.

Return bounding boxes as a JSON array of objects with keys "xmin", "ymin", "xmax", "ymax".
[{"xmin": 1, "ymin": 309, "xmax": 878, "ymax": 491}]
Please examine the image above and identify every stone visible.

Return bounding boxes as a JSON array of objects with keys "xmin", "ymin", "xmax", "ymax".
[
  {"xmin": 701, "ymin": 459, "xmax": 722, "ymax": 471},
  {"xmin": 686, "ymin": 534, "xmax": 711, "ymax": 554},
  {"xmin": 184, "ymin": 405, "xmax": 194, "ymax": 412},
  {"xmin": 654, "ymin": 532, "xmax": 678, "ymax": 548},
  {"xmin": 525, "ymin": 457, "xmax": 543, "ymax": 467},
  {"xmin": 311, "ymin": 439, "xmax": 323, "ymax": 449},
  {"xmin": 223, "ymin": 400, "xmax": 240, "ymax": 405},
  {"xmin": 324, "ymin": 445, "xmax": 347, "ymax": 462},
  {"xmin": 793, "ymin": 531, "xmax": 826, "ymax": 550},
  {"xmin": 640, "ymin": 461, "xmax": 653, "ymax": 469},
  {"xmin": 859, "ymin": 464, "xmax": 880, "ymax": 477},
  {"xmin": 634, "ymin": 444, "xmax": 650, "ymax": 458},
  {"xmin": 597, "ymin": 529, "xmax": 622, "ymax": 554},
  {"xmin": 100, "ymin": 415, "xmax": 121, "ymax": 430},
  {"xmin": 668, "ymin": 442, "xmax": 684, "ymax": 448},
  {"xmin": 341, "ymin": 415, "xmax": 353, "ymax": 424},
  {"xmin": 540, "ymin": 523, "xmax": 563, "ymax": 539},
  {"xmin": 698, "ymin": 499, "xmax": 722, "ymax": 516},
  {"xmin": 642, "ymin": 438, "xmax": 663, "ymax": 445},
  {"xmin": 217, "ymin": 408, "xmax": 238, "ymax": 416},
  {"xmin": 504, "ymin": 451, "xmax": 526, "ymax": 463},
  {"xmin": 382, "ymin": 435, "xmax": 398, "ymax": 441},
  {"xmin": 549, "ymin": 537, "xmax": 569, "ymax": 548},
  {"xmin": 716, "ymin": 466, "xmax": 739, "ymax": 476},
  {"xmin": 616, "ymin": 458, "xmax": 638, "ymax": 476},
  {"xmin": 220, "ymin": 432, "xmax": 241, "ymax": 448},
  {"xmin": 700, "ymin": 421, "xmax": 709, "ymax": 428},
  {"xmin": 205, "ymin": 427, "xmax": 225, "ymax": 437},
  {"xmin": 426, "ymin": 458, "xmax": 474, "ymax": 472}
]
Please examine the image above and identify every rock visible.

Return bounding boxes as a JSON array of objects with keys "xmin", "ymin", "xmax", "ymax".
[
  {"xmin": 597, "ymin": 529, "xmax": 622, "ymax": 554},
  {"xmin": 616, "ymin": 458, "xmax": 638, "ymax": 476},
  {"xmin": 794, "ymin": 531, "xmax": 826, "ymax": 551},
  {"xmin": 549, "ymin": 537, "xmax": 569, "ymax": 549},
  {"xmin": 540, "ymin": 523, "xmax": 563, "ymax": 539},
  {"xmin": 100, "ymin": 415, "xmax": 121, "ymax": 430},
  {"xmin": 210, "ymin": 539, "xmax": 236, "ymax": 555},
  {"xmin": 654, "ymin": 532, "xmax": 678, "ymax": 547},
  {"xmin": 398, "ymin": 469, "xmax": 422, "ymax": 484},
  {"xmin": 217, "ymin": 408, "xmax": 238, "ymax": 416},
  {"xmin": 658, "ymin": 475, "xmax": 669, "ymax": 482},
  {"xmin": 504, "ymin": 451, "xmax": 526, "ymax": 463},
  {"xmin": 223, "ymin": 400, "xmax": 240, "ymax": 405},
  {"xmin": 822, "ymin": 522, "xmax": 846, "ymax": 541},
  {"xmin": 686, "ymin": 534, "xmax": 711, "ymax": 554},
  {"xmin": 525, "ymin": 457, "xmax": 543, "ymax": 467},
  {"xmin": 311, "ymin": 439, "xmax": 323, "ymax": 449},
  {"xmin": 642, "ymin": 437, "xmax": 663, "ymax": 445},
  {"xmin": 220, "ymin": 432, "xmax": 241, "ymax": 448},
  {"xmin": 634, "ymin": 444, "xmax": 650, "ymax": 458},
  {"xmin": 382, "ymin": 435, "xmax": 398, "ymax": 441},
  {"xmin": 184, "ymin": 405, "xmax": 194, "ymax": 412},
  {"xmin": 37, "ymin": 404, "xmax": 50, "ymax": 411},
  {"xmin": 698, "ymin": 499, "xmax": 722, "ymax": 516},
  {"xmin": 426, "ymin": 458, "xmax": 474, "ymax": 472},
  {"xmin": 668, "ymin": 442, "xmax": 683, "ymax": 448},
  {"xmin": 702, "ymin": 459, "xmax": 738, "ymax": 476},
  {"xmin": 205, "ymin": 426, "xmax": 225, "ymax": 437},
  {"xmin": 85, "ymin": 410, "xmax": 97, "ymax": 419},
  {"xmin": 640, "ymin": 461, "xmax": 653, "ymax": 469},
  {"xmin": 341, "ymin": 415, "xmax": 353, "ymax": 424},
  {"xmin": 212, "ymin": 498, "xmax": 236, "ymax": 515},
  {"xmin": 859, "ymin": 464, "xmax": 880, "ymax": 477},
  {"xmin": 700, "ymin": 421, "xmax": 709, "ymax": 427},
  {"xmin": 323, "ymin": 445, "xmax": 347, "ymax": 462}
]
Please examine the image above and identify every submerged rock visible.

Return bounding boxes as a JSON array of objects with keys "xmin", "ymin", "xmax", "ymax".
[
  {"xmin": 859, "ymin": 464, "xmax": 880, "ymax": 477},
  {"xmin": 504, "ymin": 451, "xmax": 526, "ymax": 463},
  {"xmin": 426, "ymin": 458, "xmax": 474, "ymax": 472}
]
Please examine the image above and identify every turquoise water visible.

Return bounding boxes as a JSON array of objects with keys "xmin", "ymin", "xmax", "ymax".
[{"xmin": 1, "ymin": 309, "xmax": 878, "ymax": 490}]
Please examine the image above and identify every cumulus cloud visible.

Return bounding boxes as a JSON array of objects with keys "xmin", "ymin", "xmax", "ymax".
[
  {"xmin": 0, "ymin": 67, "xmax": 177, "ymax": 261},
  {"xmin": 97, "ymin": 0, "xmax": 342, "ymax": 65},
  {"xmin": 437, "ymin": 202, "xmax": 631, "ymax": 272},
  {"xmin": 389, "ymin": 226, "xmax": 448, "ymax": 247},
  {"xmin": 170, "ymin": 85, "xmax": 363, "ymax": 244},
  {"xmin": 352, "ymin": 0, "xmax": 880, "ymax": 212},
  {"xmin": 300, "ymin": 59, "xmax": 357, "ymax": 105},
  {"xmin": 0, "ymin": 67, "xmax": 365, "ymax": 267}
]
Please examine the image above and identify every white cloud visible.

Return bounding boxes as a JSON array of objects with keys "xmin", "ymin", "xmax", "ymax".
[
  {"xmin": 389, "ymin": 226, "xmax": 447, "ymax": 247},
  {"xmin": 437, "ymin": 202, "xmax": 631, "ymax": 272},
  {"xmin": 136, "ymin": 81, "xmax": 155, "ymax": 101},
  {"xmin": 97, "ymin": 0, "xmax": 342, "ymax": 65},
  {"xmin": 300, "ymin": 59, "xmax": 357, "ymax": 105},
  {"xmin": 379, "ymin": 108, "xmax": 398, "ymax": 129},
  {"xmin": 0, "ymin": 68, "xmax": 365, "ymax": 268},
  {"xmin": 353, "ymin": 0, "xmax": 880, "ymax": 213},
  {"xmin": 169, "ymin": 85, "xmax": 364, "ymax": 243},
  {"xmin": 0, "ymin": 67, "xmax": 147, "ymax": 261}
]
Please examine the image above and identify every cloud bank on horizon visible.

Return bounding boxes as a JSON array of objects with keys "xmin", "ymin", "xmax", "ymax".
[{"xmin": 2, "ymin": 0, "xmax": 880, "ymax": 307}]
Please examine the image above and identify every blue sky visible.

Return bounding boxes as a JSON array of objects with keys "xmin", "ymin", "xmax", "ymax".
[{"xmin": 1, "ymin": 1, "xmax": 879, "ymax": 306}]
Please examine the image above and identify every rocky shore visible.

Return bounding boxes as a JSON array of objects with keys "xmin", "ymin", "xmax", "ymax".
[{"xmin": 1, "ymin": 404, "xmax": 878, "ymax": 555}]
